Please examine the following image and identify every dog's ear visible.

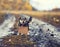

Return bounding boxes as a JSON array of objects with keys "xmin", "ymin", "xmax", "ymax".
[
  {"xmin": 28, "ymin": 16, "xmax": 32, "ymax": 23},
  {"xmin": 19, "ymin": 17, "xmax": 21, "ymax": 20},
  {"xmin": 29, "ymin": 16, "xmax": 32, "ymax": 21}
]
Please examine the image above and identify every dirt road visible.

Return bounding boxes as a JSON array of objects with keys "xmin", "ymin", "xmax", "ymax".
[{"xmin": 0, "ymin": 11, "xmax": 60, "ymax": 17}]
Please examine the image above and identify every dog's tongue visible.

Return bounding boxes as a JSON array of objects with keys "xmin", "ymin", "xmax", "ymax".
[{"xmin": 29, "ymin": 0, "xmax": 60, "ymax": 11}]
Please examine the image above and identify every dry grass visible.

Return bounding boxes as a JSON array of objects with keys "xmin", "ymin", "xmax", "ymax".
[{"xmin": 0, "ymin": 0, "xmax": 32, "ymax": 10}]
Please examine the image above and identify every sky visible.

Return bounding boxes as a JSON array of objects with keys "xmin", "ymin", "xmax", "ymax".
[{"xmin": 29, "ymin": 0, "xmax": 60, "ymax": 11}]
